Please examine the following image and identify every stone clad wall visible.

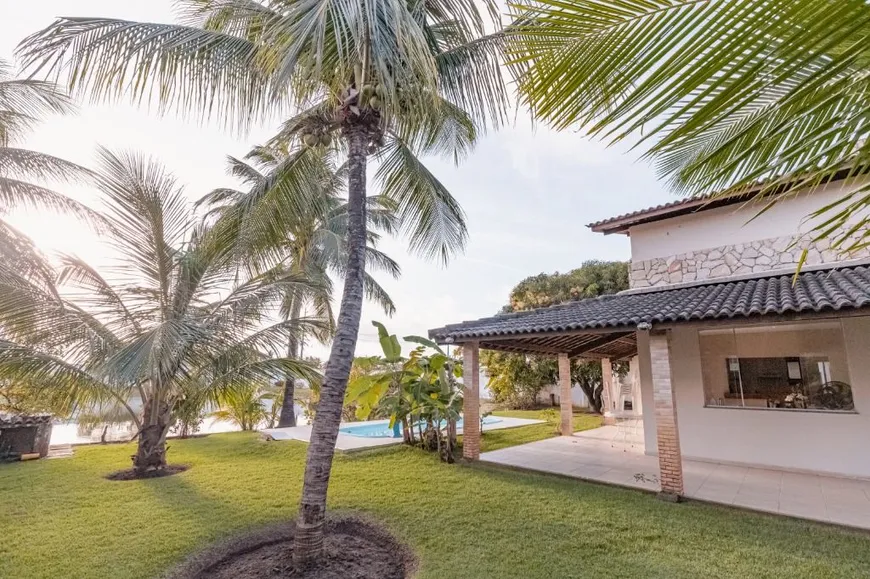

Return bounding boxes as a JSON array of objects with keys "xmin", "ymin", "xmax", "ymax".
[{"xmin": 630, "ymin": 234, "xmax": 870, "ymax": 289}]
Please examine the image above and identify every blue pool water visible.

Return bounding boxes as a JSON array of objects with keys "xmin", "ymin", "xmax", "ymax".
[{"xmin": 339, "ymin": 416, "xmax": 502, "ymax": 438}]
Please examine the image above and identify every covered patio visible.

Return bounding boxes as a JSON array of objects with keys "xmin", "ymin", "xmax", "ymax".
[
  {"xmin": 429, "ymin": 266, "xmax": 870, "ymax": 527},
  {"xmin": 482, "ymin": 425, "xmax": 870, "ymax": 530}
]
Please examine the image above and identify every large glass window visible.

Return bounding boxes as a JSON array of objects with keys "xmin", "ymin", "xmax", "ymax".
[{"xmin": 700, "ymin": 322, "xmax": 855, "ymax": 412}]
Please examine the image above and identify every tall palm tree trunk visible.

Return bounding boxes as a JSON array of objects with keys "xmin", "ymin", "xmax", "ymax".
[
  {"xmin": 278, "ymin": 297, "xmax": 304, "ymax": 427},
  {"xmin": 294, "ymin": 124, "xmax": 369, "ymax": 564},
  {"xmin": 133, "ymin": 397, "xmax": 171, "ymax": 474}
]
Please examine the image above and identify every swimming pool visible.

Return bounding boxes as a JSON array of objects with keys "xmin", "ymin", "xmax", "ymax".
[{"xmin": 339, "ymin": 416, "xmax": 503, "ymax": 438}]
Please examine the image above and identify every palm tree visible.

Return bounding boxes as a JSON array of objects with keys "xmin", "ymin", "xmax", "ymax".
[
  {"xmin": 0, "ymin": 58, "xmax": 97, "ymax": 229},
  {"xmin": 200, "ymin": 146, "xmax": 400, "ymax": 428},
  {"xmin": 18, "ymin": 0, "xmax": 509, "ymax": 560},
  {"xmin": 0, "ymin": 147, "xmax": 323, "ymax": 476},
  {"xmin": 511, "ymin": 0, "xmax": 870, "ymax": 254}
]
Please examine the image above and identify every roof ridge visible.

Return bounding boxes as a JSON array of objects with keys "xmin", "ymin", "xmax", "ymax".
[{"xmin": 587, "ymin": 166, "xmax": 862, "ymax": 233}]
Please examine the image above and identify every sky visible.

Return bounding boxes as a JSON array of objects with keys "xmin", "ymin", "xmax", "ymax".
[{"xmin": 0, "ymin": 0, "xmax": 674, "ymax": 359}]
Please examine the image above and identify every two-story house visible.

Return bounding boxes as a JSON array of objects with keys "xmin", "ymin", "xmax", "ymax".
[{"xmin": 429, "ymin": 176, "xmax": 870, "ymax": 504}]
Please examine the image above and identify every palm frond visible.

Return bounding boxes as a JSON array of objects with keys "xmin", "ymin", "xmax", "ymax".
[
  {"xmin": 364, "ymin": 194, "xmax": 399, "ymax": 234},
  {"xmin": 0, "ymin": 340, "xmax": 139, "ymax": 424},
  {"xmin": 196, "ymin": 187, "xmax": 245, "ymax": 217},
  {"xmin": 267, "ymin": 101, "xmax": 336, "ymax": 149},
  {"xmin": 0, "ymin": 59, "xmax": 76, "ymax": 135},
  {"xmin": 17, "ymin": 17, "xmax": 278, "ymax": 131},
  {"xmin": 363, "ymin": 271, "xmax": 396, "ymax": 316},
  {"xmin": 210, "ymin": 266, "xmax": 324, "ymax": 320},
  {"xmin": 175, "ymin": 0, "xmax": 280, "ymax": 33},
  {"xmin": 0, "ymin": 147, "xmax": 92, "ymax": 182},
  {"xmin": 434, "ymin": 29, "xmax": 511, "ymax": 130},
  {"xmin": 0, "ymin": 221, "xmax": 58, "ymax": 297},
  {"xmin": 364, "ymin": 246, "xmax": 401, "ymax": 279},
  {"xmin": 0, "ymin": 174, "xmax": 106, "ymax": 227},
  {"xmin": 200, "ymin": 357, "xmax": 322, "ymax": 397},
  {"xmin": 225, "ymin": 155, "xmax": 267, "ymax": 186},
  {"xmin": 56, "ymin": 254, "xmax": 141, "ymax": 334},
  {"xmin": 92, "ymin": 147, "xmax": 192, "ymax": 312},
  {"xmin": 511, "ymin": 0, "xmax": 870, "ymax": 248},
  {"xmin": 210, "ymin": 317, "xmax": 330, "ymax": 361},
  {"xmin": 375, "ymin": 137, "xmax": 468, "ymax": 264},
  {"xmin": 205, "ymin": 147, "xmax": 335, "ymax": 272},
  {"xmin": 308, "ymin": 288, "xmax": 337, "ymax": 339},
  {"xmin": 395, "ymin": 96, "xmax": 477, "ymax": 164}
]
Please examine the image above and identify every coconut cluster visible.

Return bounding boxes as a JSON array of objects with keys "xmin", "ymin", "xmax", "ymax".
[
  {"xmin": 301, "ymin": 130, "xmax": 332, "ymax": 148},
  {"xmin": 358, "ymin": 83, "xmax": 385, "ymax": 111}
]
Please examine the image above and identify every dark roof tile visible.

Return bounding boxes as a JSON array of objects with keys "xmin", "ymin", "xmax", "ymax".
[
  {"xmin": 0, "ymin": 414, "xmax": 52, "ymax": 427},
  {"xmin": 429, "ymin": 266, "xmax": 870, "ymax": 342}
]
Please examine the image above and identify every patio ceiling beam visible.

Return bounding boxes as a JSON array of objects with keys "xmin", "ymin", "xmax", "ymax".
[
  {"xmin": 576, "ymin": 348, "xmax": 639, "ymax": 362},
  {"xmin": 567, "ymin": 332, "xmax": 634, "ymax": 358},
  {"xmin": 478, "ymin": 341, "xmax": 562, "ymax": 356},
  {"xmin": 449, "ymin": 325, "xmax": 633, "ymax": 343}
]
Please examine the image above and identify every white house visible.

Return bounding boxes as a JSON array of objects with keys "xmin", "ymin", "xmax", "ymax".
[{"xmin": 430, "ymin": 174, "xmax": 870, "ymax": 501}]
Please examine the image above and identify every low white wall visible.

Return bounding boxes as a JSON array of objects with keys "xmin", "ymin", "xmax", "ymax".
[
  {"xmin": 537, "ymin": 384, "xmax": 590, "ymax": 408},
  {"xmin": 667, "ymin": 319, "xmax": 870, "ymax": 479}
]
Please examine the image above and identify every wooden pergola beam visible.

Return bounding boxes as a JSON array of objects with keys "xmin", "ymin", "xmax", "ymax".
[
  {"xmin": 477, "ymin": 341, "xmax": 561, "ymax": 356},
  {"xmin": 567, "ymin": 332, "xmax": 634, "ymax": 358}
]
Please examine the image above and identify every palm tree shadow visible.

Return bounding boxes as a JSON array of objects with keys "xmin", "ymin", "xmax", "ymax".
[{"xmin": 138, "ymin": 470, "xmax": 260, "ymax": 532}]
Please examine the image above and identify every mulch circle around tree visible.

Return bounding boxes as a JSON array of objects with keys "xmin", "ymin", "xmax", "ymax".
[
  {"xmin": 166, "ymin": 516, "xmax": 417, "ymax": 579},
  {"xmin": 105, "ymin": 464, "xmax": 189, "ymax": 481}
]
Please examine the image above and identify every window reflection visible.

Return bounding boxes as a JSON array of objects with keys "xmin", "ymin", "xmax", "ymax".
[{"xmin": 701, "ymin": 323, "xmax": 854, "ymax": 412}]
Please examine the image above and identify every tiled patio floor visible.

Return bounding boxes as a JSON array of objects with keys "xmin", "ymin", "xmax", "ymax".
[{"xmin": 481, "ymin": 426, "xmax": 870, "ymax": 531}]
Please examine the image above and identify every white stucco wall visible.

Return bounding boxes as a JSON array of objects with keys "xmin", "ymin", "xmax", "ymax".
[
  {"xmin": 629, "ymin": 179, "xmax": 869, "ymax": 262},
  {"xmin": 661, "ymin": 319, "xmax": 870, "ymax": 479}
]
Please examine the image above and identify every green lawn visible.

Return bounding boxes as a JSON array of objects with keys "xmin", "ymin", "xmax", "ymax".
[
  {"xmin": 2, "ymin": 431, "xmax": 869, "ymax": 579},
  {"xmin": 482, "ymin": 409, "xmax": 601, "ymax": 452}
]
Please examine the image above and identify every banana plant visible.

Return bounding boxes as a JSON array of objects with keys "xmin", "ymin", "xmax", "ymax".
[
  {"xmin": 345, "ymin": 321, "xmax": 463, "ymax": 458},
  {"xmin": 343, "ymin": 322, "xmax": 404, "ymax": 423}
]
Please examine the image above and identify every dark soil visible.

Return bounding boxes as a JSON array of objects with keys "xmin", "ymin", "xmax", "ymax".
[
  {"xmin": 105, "ymin": 464, "xmax": 189, "ymax": 481},
  {"xmin": 166, "ymin": 517, "xmax": 416, "ymax": 579}
]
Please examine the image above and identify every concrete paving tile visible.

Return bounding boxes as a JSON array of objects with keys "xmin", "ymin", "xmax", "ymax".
[{"xmin": 479, "ymin": 425, "xmax": 870, "ymax": 531}]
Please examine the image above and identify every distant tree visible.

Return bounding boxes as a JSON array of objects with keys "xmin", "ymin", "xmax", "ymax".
[
  {"xmin": 508, "ymin": 260, "xmax": 629, "ymax": 311},
  {"xmin": 483, "ymin": 261, "xmax": 629, "ymax": 412},
  {"xmin": 484, "ymin": 352, "xmax": 556, "ymax": 409}
]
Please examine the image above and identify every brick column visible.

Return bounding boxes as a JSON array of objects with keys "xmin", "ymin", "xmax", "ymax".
[
  {"xmin": 462, "ymin": 341, "xmax": 481, "ymax": 460},
  {"xmin": 649, "ymin": 332, "xmax": 684, "ymax": 500},
  {"xmin": 558, "ymin": 353, "xmax": 573, "ymax": 436},
  {"xmin": 601, "ymin": 357, "xmax": 614, "ymax": 424}
]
